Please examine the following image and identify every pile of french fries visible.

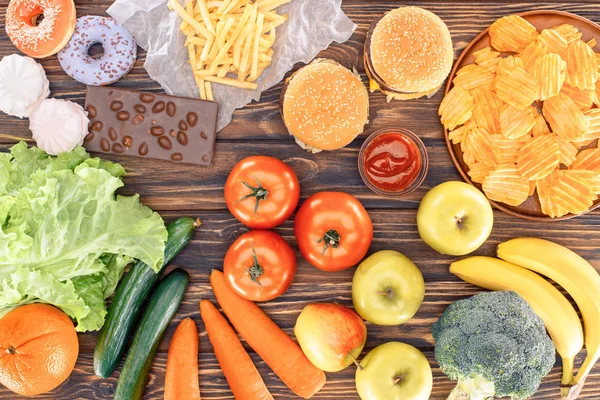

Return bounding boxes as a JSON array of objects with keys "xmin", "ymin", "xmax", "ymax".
[{"xmin": 168, "ymin": 0, "xmax": 291, "ymax": 100}]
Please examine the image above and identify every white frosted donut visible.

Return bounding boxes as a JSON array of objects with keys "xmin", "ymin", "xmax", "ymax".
[{"xmin": 58, "ymin": 16, "xmax": 137, "ymax": 86}]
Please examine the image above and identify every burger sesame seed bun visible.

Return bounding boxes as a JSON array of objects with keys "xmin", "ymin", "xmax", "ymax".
[
  {"xmin": 367, "ymin": 6, "xmax": 454, "ymax": 94},
  {"xmin": 281, "ymin": 59, "xmax": 369, "ymax": 152}
]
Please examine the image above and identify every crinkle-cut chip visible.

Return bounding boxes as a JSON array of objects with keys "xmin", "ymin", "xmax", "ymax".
[
  {"xmin": 516, "ymin": 135, "xmax": 561, "ymax": 180},
  {"xmin": 551, "ymin": 134, "xmax": 578, "ymax": 166},
  {"xmin": 551, "ymin": 24, "xmax": 582, "ymax": 44},
  {"xmin": 583, "ymin": 108, "xmax": 600, "ymax": 140},
  {"xmin": 531, "ymin": 112, "xmax": 551, "ymax": 137},
  {"xmin": 500, "ymin": 104, "xmax": 536, "ymax": 139},
  {"xmin": 473, "ymin": 47, "xmax": 502, "ymax": 73},
  {"xmin": 571, "ymin": 148, "xmax": 600, "ymax": 172},
  {"xmin": 519, "ymin": 40, "xmax": 548, "ymax": 74},
  {"xmin": 568, "ymin": 169, "xmax": 600, "ymax": 195},
  {"xmin": 463, "ymin": 127, "xmax": 501, "ymax": 167},
  {"xmin": 551, "ymin": 170, "xmax": 595, "ymax": 215},
  {"xmin": 482, "ymin": 164, "xmax": 531, "ymax": 206},
  {"xmin": 532, "ymin": 53, "xmax": 567, "ymax": 100},
  {"xmin": 537, "ymin": 171, "xmax": 569, "ymax": 217},
  {"xmin": 439, "ymin": 86, "xmax": 475, "ymax": 131},
  {"xmin": 468, "ymin": 162, "xmax": 494, "ymax": 184},
  {"xmin": 448, "ymin": 125, "xmax": 468, "ymax": 144},
  {"xmin": 490, "ymin": 15, "xmax": 538, "ymax": 52},
  {"xmin": 566, "ymin": 40, "xmax": 599, "ymax": 91},
  {"xmin": 495, "ymin": 67, "xmax": 540, "ymax": 109},
  {"xmin": 528, "ymin": 180, "xmax": 537, "ymax": 196},
  {"xmin": 453, "ymin": 64, "xmax": 496, "ymax": 91},
  {"xmin": 471, "ymin": 88, "xmax": 503, "ymax": 133},
  {"xmin": 496, "ymin": 55, "xmax": 525, "ymax": 76},
  {"xmin": 493, "ymin": 134, "xmax": 529, "ymax": 164},
  {"xmin": 543, "ymin": 93, "xmax": 590, "ymax": 141},
  {"xmin": 588, "ymin": 38, "xmax": 598, "ymax": 49},
  {"xmin": 560, "ymin": 82, "xmax": 595, "ymax": 110},
  {"xmin": 595, "ymin": 80, "xmax": 600, "ymax": 107},
  {"xmin": 573, "ymin": 139, "xmax": 596, "ymax": 150},
  {"xmin": 463, "ymin": 149, "xmax": 477, "ymax": 167},
  {"xmin": 537, "ymin": 29, "xmax": 568, "ymax": 56}
]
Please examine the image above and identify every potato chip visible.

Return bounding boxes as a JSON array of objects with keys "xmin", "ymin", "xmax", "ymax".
[
  {"xmin": 500, "ymin": 104, "xmax": 536, "ymax": 139},
  {"xmin": 568, "ymin": 169, "xmax": 600, "ymax": 195},
  {"xmin": 495, "ymin": 67, "xmax": 540, "ymax": 109},
  {"xmin": 595, "ymin": 80, "xmax": 600, "ymax": 107},
  {"xmin": 493, "ymin": 133, "xmax": 530, "ymax": 164},
  {"xmin": 551, "ymin": 24, "xmax": 582, "ymax": 45},
  {"xmin": 537, "ymin": 28, "xmax": 568, "ymax": 56},
  {"xmin": 587, "ymin": 38, "xmax": 598, "ymax": 49},
  {"xmin": 537, "ymin": 171, "xmax": 568, "ymax": 218},
  {"xmin": 532, "ymin": 53, "xmax": 567, "ymax": 100},
  {"xmin": 560, "ymin": 82, "xmax": 595, "ymax": 110},
  {"xmin": 550, "ymin": 170, "xmax": 595, "ymax": 215},
  {"xmin": 471, "ymin": 88, "xmax": 503, "ymax": 133},
  {"xmin": 565, "ymin": 40, "xmax": 598, "ymax": 91},
  {"xmin": 463, "ymin": 148, "xmax": 477, "ymax": 167},
  {"xmin": 490, "ymin": 15, "xmax": 538, "ymax": 53},
  {"xmin": 519, "ymin": 40, "xmax": 548, "ymax": 74},
  {"xmin": 482, "ymin": 164, "xmax": 531, "ymax": 206},
  {"xmin": 516, "ymin": 134, "xmax": 561, "ymax": 180},
  {"xmin": 571, "ymin": 148, "xmax": 600, "ymax": 172},
  {"xmin": 531, "ymin": 112, "xmax": 551, "ymax": 137},
  {"xmin": 496, "ymin": 55, "xmax": 525, "ymax": 76},
  {"xmin": 468, "ymin": 162, "xmax": 494, "ymax": 184},
  {"xmin": 543, "ymin": 93, "xmax": 590, "ymax": 141},
  {"xmin": 439, "ymin": 86, "xmax": 475, "ymax": 130},
  {"xmin": 528, "ymin": 180, "xmax": 537, "ymax": 196},
  {"xmin": 448, "ymin": 124, "xmax": 468, "ymax": 145},
  {"xmin": 453, "ymin": 64, "xmax": 496, "ymax": 91},
  {"xmin": 463, "ymin": 127, "xmax": 501, "ymax": 167},
  {"xmin": 473, "ymin": 46, "xmax": 502, "ymax": 73},
  {"xmin": 583, "ymin": 108, "xmax": 600, "ymax": 141},
  {"xmin": 551, "ymin": 133, "xmax": 578, "ymax": 167}
]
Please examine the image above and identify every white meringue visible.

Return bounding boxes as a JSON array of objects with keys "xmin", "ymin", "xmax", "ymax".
[
  {"xmin": 29, "ymin": 99, "xmax": 90, "ymax": 155},
  {"xmin": 0, "ymin": 54, "xmax": 50, "ymax": 118}
]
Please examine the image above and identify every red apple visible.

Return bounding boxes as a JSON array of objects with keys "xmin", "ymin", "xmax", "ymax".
[{"xmin": 294, "ymin": 303, "xmax": 367, "ymax": 372}]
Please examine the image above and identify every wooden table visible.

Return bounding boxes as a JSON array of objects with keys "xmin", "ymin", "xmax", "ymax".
[{"xmin": 1, "ymin": 1, "xmax": 600, "ymax": 399}]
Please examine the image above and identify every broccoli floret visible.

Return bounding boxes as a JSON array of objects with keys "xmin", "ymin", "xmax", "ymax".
[{"xmin": 432, "ymin": 291, "xmax": 556, "ymax": 400}]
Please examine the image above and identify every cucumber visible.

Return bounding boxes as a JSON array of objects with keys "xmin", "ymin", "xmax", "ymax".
[
  {"xmin": 94, "ymin": 217, "xmax": 196, "ymax": 378},
  {"xmin": 114, "ymin": 268, "xmax": 189, "ymax": 400}
]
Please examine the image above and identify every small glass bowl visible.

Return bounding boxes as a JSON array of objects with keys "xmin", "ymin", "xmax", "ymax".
[{"xmin": 358, "ymin": 127, "xmax": 429, "ymax": 197}]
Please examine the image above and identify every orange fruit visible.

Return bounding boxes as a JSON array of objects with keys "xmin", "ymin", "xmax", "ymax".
[{"xmin": 0, "ymin": 304, "xmax": 79, "ymax": 396}]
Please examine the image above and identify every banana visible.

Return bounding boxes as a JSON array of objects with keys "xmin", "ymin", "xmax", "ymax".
[
  {"xmin": 498, "ymin": 238, "xmax": 600, "ymax": 399},
  {"xmin": 450, "ymin": 256, "xmax": 584, "ymax": 388}
]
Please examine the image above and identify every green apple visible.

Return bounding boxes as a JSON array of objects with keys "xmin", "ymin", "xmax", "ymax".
[
  {"xmin": 352, "ymin": 250, "xmax": 424, "ymax": 326},
  {"xmin": 417, "ymin": 181, "xmax": 493, "ymax": 256},
  {"xmin": 294, "ymin": 303, "xmax": 367, "ymax": 372},
  {"xmin": 356, "ymin": 342, "xmax": 432, "ymax": 400}
]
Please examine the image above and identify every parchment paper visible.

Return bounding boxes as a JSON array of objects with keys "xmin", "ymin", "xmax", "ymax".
[{"xmin": 107, "ymin": 0, "xmax": 357, "ymax": 131}]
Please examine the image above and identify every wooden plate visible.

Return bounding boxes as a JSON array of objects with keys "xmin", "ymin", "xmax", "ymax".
[{"xmin": 444, "ymin": 10, "xmax": 600, "ymax": 221}]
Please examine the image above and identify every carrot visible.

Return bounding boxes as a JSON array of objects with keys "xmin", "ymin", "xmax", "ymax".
[
  {"xmin": 164, "ymin": 318, "xmax": 201, "ymax": 400},
  {"xmin": 210, "ymin": 270, "xmax": 326, "ymax": 399},
  {"xmin": 199, "ymin": 300, "xmax": 273, "ymax": 400}
]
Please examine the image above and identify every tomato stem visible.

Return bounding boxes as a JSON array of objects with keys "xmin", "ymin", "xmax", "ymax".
[
  {"xmin": 318, "ymin": 229, "xmax": 341, "ymax": 255},
  {"xmin": 236, "ymin": 177, "xmax": 269, "ymax": 214},
  {"xmin": 6, "ymin": 346, "xmax": 15, "ymax": 355},
  {"xmin": 248, "ymin": 245, "xmax": 264, "ymax": 286}
]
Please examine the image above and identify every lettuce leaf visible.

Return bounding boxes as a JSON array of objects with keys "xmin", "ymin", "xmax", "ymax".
[{"xmin": 0, "ymin": 142, "xmax": 167, "ymax": 331}]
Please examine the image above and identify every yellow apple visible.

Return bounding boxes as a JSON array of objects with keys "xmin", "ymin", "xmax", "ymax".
[
  {"xmin": 355, "ymin": 342, "xmax": 432, "ymax": 400},
  {"xmin": 294, "ymin": 303, "xmax": 367, "ymax": 372},
  {"xmin": 352, "ymin": 250, "xmax": 424, "ymax": 326},
  {"xmin": 417, "ymin": 181, "xmax": 493, "ymax": 256}
]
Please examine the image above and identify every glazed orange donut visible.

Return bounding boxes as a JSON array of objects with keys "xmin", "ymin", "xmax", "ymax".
[{"xmin": 5, "ymin": 0, "xmax": 76, "ymax": 59}]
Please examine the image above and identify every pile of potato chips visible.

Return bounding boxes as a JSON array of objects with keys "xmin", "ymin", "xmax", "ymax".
[{"xmin": 439, "ymin": 14, "xmax": 600, "ymax": 218}]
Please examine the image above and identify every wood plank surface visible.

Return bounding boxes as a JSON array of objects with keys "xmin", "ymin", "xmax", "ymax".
[{"xmin": 1, "ymin": 0, "xmax": 600, "ymax": 399}]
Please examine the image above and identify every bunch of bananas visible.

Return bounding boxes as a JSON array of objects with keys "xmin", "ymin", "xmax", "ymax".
[{"xmin": 450, "ymin": 238, "xmax": 600, "ymax": 399}]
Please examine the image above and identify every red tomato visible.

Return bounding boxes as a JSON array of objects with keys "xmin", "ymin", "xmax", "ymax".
[
  {"xmin": 224, "ymin": 156, "xmax": 300, "ymax": 229},
  {"xmin": 294, "ymin": 192, "xmax": 373, "ymax": 272},
  {"xmin": 224, "ymin": 230, "xmax": 296, "ymax": 302}
]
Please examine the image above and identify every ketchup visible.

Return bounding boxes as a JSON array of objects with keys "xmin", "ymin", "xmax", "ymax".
[{"xmin": 362, "ymin": 132, "xmax": 422, "ymax": 192}]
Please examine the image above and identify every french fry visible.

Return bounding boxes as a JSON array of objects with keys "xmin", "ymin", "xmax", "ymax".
[
  {"xmin": 203, "ymin": 74, "xmax": 259, "ymax": 89},
  {"xmin": 197, "ymin": 0, "xmax": 216, "ymax": 34},
  {"xmin": 170, "ymin": 0, "xmax": 213, "ymax": 39},
  {"xmin": 250, "ymin": 13, "xmax": 265, "ymax": 81},
  {"xmin": 205, "ymin": 81, "xmax": 214, "ymax": 100},
  {"xmin": 258, "ymin": 0, "xmax": 291, "ymax": 13}
]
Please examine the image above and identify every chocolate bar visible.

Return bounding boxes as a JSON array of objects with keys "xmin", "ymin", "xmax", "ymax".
[{"xmin": 84, "ymin": 86, "xmax": 219, "ymax": 165}]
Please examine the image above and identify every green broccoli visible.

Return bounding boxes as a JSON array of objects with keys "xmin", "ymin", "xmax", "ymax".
[{"xmin": 432, "ymin": 291, "xmax": 556, "ymax": 400}]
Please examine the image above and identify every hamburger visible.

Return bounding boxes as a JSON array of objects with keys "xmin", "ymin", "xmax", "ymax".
[
  {"xmin": 280, "ymin": 59, "xmax": 369, "ymax": 153},
  {"xmin": 365, "ymin": 6, "xmax": 454, "ymax": 101}
]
